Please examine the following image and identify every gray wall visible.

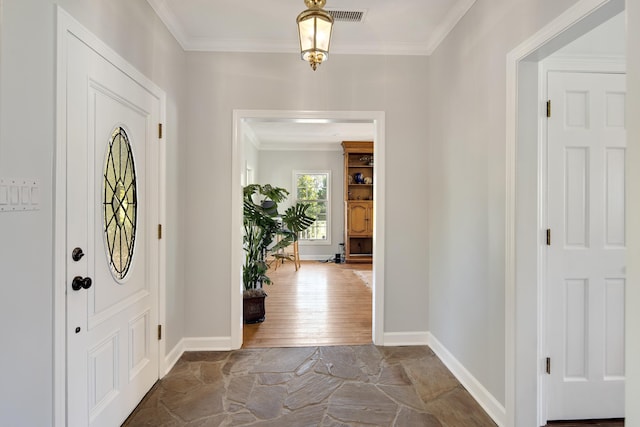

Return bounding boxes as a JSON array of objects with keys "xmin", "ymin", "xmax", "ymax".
[
  {"xmin": 427, "ymin": 0, "xmax": 582, "ymax": 408},
  {"xmin": 0, "ymin": 0, "xmax": 187, "ymax": 424},
  {"xmin": 257, "ymin": 149, "xmax": 344, "ymax": 259},
  {"xmin": 183, "ymin": 52, "xmax": 431, "ymax": 338}
]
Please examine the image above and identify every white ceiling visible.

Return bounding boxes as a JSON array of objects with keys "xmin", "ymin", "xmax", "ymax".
[
  {"xmin": 147, "ymin": 0, "xmax": 476, "ymax": 149},
  {"xmin": 147, "ymin": 0, "xmax": 476, "ymax": 55}
]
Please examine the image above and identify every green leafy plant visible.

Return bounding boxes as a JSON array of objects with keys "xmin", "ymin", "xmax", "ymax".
[
  {"xmin": 282, "ymin": 203, "xmax": 316, "ymax": 235},
  {"xmin": 242, "ymin": 184, "xmax": 315, "ymax": 295}
]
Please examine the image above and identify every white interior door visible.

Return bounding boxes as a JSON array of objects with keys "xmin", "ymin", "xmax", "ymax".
[
  {"xmin": 65, "ymin": 33, "xmax": 160, "ymax": 427},
  {"xmin": 546, "ymin": 71, "xmax": 626, "ymax": 420}
]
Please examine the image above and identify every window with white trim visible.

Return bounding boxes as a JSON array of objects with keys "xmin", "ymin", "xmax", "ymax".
[{"xmin": 293, "ymin": 171, "xmax": 330, "ymax": 244}]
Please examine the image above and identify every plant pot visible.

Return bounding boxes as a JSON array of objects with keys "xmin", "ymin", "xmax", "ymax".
[{"xmin": 243, "ymin": 292, "xmax": 267, "ymax": 324}]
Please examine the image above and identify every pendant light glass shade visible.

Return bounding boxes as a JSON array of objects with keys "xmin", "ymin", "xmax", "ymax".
[{"xmin": 296, "ymin": 0, "xmax": 334, "ymax": 71}]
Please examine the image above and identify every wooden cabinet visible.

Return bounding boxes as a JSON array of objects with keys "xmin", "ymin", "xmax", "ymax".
[
  {"xmin": 347, "ymin": 201, "xmax": 373, "ymax": 235},
  {"xmin": 342, "ymin": 141, "xmax": 373, "ymax": 263}
]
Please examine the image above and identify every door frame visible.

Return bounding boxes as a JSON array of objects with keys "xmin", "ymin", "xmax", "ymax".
[
  {"xmin": 231, "ymin": 110, "xmax": 386, "ymax": 349},
  {"xmin": 505, "ymin": 0, "xmax": 625, "ymax": 425},
  {"xmin": 54, "ymin": 8, "xmax": 167, "ymax": 427}
]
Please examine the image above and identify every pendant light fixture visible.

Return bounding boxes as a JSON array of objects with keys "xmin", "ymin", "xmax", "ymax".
[{"xmin": 296, "ymin": 0, "xmax": 334, "ymax": 71}]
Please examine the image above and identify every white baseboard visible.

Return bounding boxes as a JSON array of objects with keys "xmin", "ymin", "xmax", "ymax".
[
  {"xmin": 427, "ymin": 333, "xmax": 506, "ymax": 427},
  {"xmin": 163, "ymin": 336, "xmax": 233, "ymax": 377},
  {"xmin": 163, "ymin": 339, "xmax": 185, "ymax": 376},
  {"xmin": 383, "ymin": 331, "xmax": 430, "ymax": 346},
  {"xmin": 299, "ymin": 254, "xmax": 334, "ymax": 261},
  {"xmin": 183, "ymin": 336, "xmax": 233, "ymax": 351}
]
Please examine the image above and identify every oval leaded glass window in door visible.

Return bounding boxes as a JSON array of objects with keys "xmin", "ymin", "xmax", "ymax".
[{"xmin": 103, "ymin": 126, "xmax": 137, "ymax": 280}]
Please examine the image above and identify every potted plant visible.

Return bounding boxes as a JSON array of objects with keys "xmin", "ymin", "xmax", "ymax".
[{"xmin": 242, "ymin": 184, "xmax": 315, "ymax": 323}]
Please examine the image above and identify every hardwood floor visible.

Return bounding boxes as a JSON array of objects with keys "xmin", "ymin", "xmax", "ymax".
[{"xmin": 242, "ymin": 260, "xmax": 373, "ymax": 348}]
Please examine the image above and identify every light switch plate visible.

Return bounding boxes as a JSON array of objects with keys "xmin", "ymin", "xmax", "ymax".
[
  {"xmin": 0, "ymin": 178, "xmax": 40, "ymax": 212},
  {"xmin": 0, "ymin": 185, "xmax": 8, "ymax": 205}
]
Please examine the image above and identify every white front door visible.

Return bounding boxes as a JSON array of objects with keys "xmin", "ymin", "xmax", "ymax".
[
  {"xmin": 547, "ymin": 71, "xmax": 626, "ymax": 420},
  {"xmin": 65, "ymin": 32, "xmax": 160, "ymax": 426}
]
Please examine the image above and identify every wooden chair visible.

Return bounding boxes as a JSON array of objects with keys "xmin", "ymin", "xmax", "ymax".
[
  {"xmin": 292, "ymin": 239, "xmax": 300, "ymax": 270},
  {"xmin": 268, "ymin": 224, "xmax": 300, "ymax": 271},
  {"xmin": 276, "ymin": 203, "xmax": 314, "ymax": 272},
  {"xmin": 272, "ymin": 234, "xmax": 300, "ymax": 271}
]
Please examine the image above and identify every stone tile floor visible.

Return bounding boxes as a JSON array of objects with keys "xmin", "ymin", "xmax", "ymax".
[{"xmin": 123, "ymin": 345, "xmax": 497, "ymax": 426}]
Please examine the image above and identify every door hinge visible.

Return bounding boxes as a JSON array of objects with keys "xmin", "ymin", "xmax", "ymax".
[
  {"xmin": 158, "ymin": 224, "xmax": 163, "ymax": 240},
  {"xmin": 546, "ymin": 357, "xmax": 551, "ymax": 374},
  {"xmin": 158, "ymin": 123, "xmax": 163, "ymax": 139},
  {"xmin": 157, "ymin": 324, "xmax": 162, "ymax": 341},
  {"xmin": 546, "ymin": 100, "xmax": 551, "ymax": 118},
  {"xmin": 546, "ymin": 228, "xmax": 551, "ymax": 246}
]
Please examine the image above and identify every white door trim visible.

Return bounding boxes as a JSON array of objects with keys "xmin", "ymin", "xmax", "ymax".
[
  {"xmin": 505, "ymin": 0, "xmax": 624, "ymax": 425},
  {"xmin": 231, "ymin": 110, "xmax": 386, "ymax": 349},
  {"xmin": 54, "ymin": 7, "xmax": 167, "ymax": 427}
]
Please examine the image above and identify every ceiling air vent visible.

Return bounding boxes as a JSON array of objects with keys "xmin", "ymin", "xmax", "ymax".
[{"xmin": 326, "ymin": 9, "xmax": 367, "ymax": 23}]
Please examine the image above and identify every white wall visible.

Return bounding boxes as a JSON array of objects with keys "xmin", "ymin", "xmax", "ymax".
[
  {"xmin": 427, "ymin": 0, "xmax": 582, "ymax": 408},
  {"xmin": 0, "ymin": 1, "xmax": 186, "ymax": 425},
  {"xmin": 626, "ymin": 0, "xmax": 640, "ymax": 424},
  {"xmin": 257, "ymin": 149, "xmax": 344, "ymax": 259},
  {"xmin": 183, "ymin": 52, "xmax": 430, "ymax": 338}
]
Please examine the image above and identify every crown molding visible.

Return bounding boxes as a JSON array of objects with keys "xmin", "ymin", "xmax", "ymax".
[
  {"xmin": 185, "ymin": 38, "xmax": 435, "ymax": 56},
  {"xmin": 425, "ymin": 0, "xmax": 476, "ymax": 54},
  {"xmin": 147, "ymin": 0, "xmax": 188, "ymax": 50}
]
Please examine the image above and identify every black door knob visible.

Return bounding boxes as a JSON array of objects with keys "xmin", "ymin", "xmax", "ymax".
[
  {"xmin": 72, "ymin": 276, "xmax": 93, "ymax": 291},
  {"xmin": 72, "ymin": 247, "xmax": 85, "ymax": 262}
]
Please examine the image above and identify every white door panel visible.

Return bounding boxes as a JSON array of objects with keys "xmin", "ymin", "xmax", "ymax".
[
  {"xmin": 65, "ymin": 33, "xmax": 159, "ymax": 427},
  {"xmin": 90, "ymin": 86, "xmax": 148, "ymax": 319},
  {"xmin": 547, "ymin": 71, "xmax": 626, "ymax": 420}
]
